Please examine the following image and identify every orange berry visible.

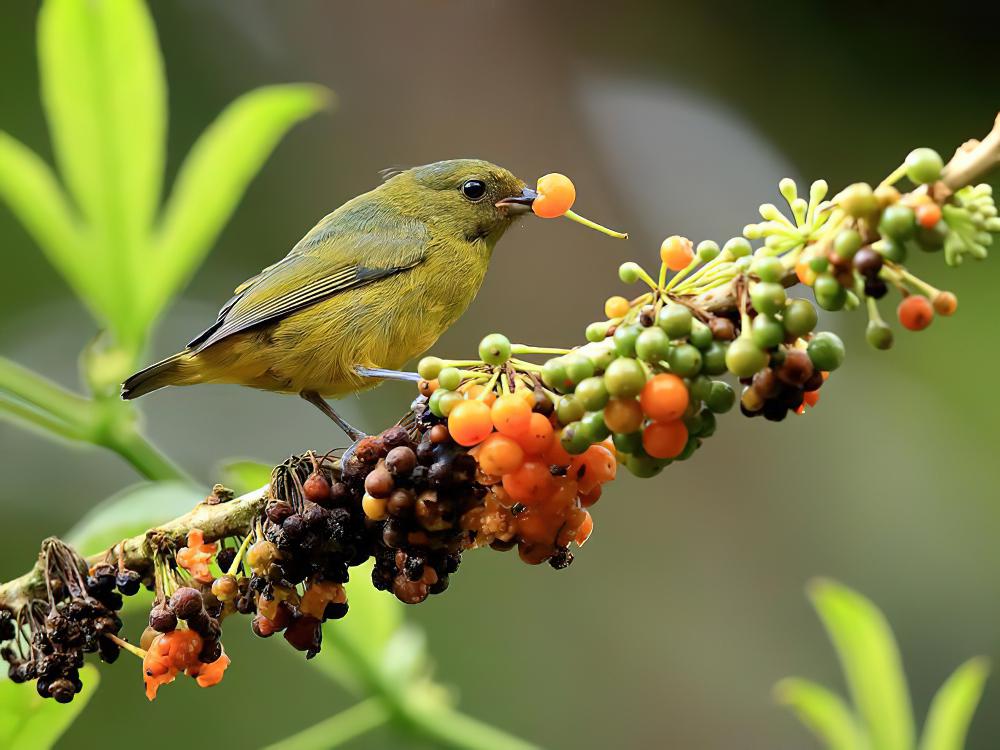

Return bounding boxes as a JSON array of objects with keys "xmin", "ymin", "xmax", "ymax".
[
  {"xmin": 933, "ymin": 291, "xmax": 957, "ymax": 316},
  {"xmin": 417, "ymin": 379, "xmax": 438, "ymax": 397},
  {"xmin": 604, "ymin": 295, "xmax": 630, "ymax": 319},
  {"xmin": 575, "ymin": 511, "xmax": 594, "ymax": 546},
  {"xmin": 803, "ymin": 390, "xmax": 820, "ymax": 407},
  {"xmin": 640, "ymin": 374, "xmax": 689, "ymax": 422},
  {"xmin": 897, "ymin": 295, "xmax": 934, "ymax": 331},
  {"xmin": 583, "ymin": 444, "xmax": 617, "ymax": 485},
  {"xmin": 916, "ymin": 203, "xmax": 942, "ymax": 229},
  {"xmin": 491, "ymin": 394, "xmax": 532, "ymax": 437},
  {"xmin": 795, "ymin": 404, "xmax": 806, "ymax": 415},
  {"xmin": 502, "ymin": 460, "xmax": 555, "ymax": 505},
  {"xmin": 516, "ymin": 412, "xmax": 554, "ymax": 455},
  {"xmin": 462, "ymin": 383, "xmax": 497, "ymax": 405},
  {"xmin": 478, "ymin": 434, "xmax": 525, "ymax": 476},
  {"xmin": 642, "ymin": 420, "xmax": 688, "ymax": 459},
  {"xmin": 660, "ymin": 235, "xmax": 694, "ymax": 271},
  {"xmin": 603, "ymin": 397, "xmax": 644, "ymax": 434},
  {"xmin": 448, "ymin": 399, "xmax": 494, "ymax": 446},
  {"xmin": 548, "ymin": 477, "xmax": 579, "ymax": 509},
  {"xmin": 580, "ymin": 485, "xmax": 602, "ymax": 508},
  {"xmin": 795, "ymin": 258, "xmax": 817, "ymax": 286},
  {"xmin": 532, "ymin": 173, "xmax": 576, "ymax": 219}
]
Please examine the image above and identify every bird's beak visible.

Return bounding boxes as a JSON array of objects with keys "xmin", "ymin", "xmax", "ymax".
[{"xmin": 495, "ymin": 186, "xmax": 538, "ymax": 216}]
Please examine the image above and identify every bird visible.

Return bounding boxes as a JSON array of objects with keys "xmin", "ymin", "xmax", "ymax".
[{"xmin": 121, "ymin": 159, "xmax": 540, "ymax": 440}]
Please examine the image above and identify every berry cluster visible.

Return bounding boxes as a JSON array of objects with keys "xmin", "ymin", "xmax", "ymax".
[{"xmin": 1, "ymin": 541, "xmax": 129, "ymax": 702}]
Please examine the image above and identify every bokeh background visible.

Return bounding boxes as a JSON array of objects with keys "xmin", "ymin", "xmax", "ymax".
[{"xmin": 2, "ymin": 2, "xmax": 1000, "ymax": 747}]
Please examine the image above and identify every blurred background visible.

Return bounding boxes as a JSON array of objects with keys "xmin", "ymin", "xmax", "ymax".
[{"xmin": 2, "ymin": 1, "xmax": 999, "ymax": 747}]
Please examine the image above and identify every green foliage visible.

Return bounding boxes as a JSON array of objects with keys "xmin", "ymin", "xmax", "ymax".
[
  {"xmin": 0, "ymin": 666, "xmax": 99, "ymax": 749},
  {"xmin": 778, "ymin": 579, "xmax": 989, "ymax": 750},
  {"xmin": 0, "ymin": 0, "xmax": 328, "ymax": 476}
]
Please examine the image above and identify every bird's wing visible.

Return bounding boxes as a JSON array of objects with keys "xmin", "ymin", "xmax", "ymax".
[{"xmin": 188, "ymin": 227, "xmax": 426, "ymax": 352}]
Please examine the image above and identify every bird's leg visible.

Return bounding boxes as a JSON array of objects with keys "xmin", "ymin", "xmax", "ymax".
[
  {"xmin": 353, "ymin": 365, "xmax": 421, "ymax": 382},
  {"xmin": 299, "ymin": 391, "xmax": 367, "ymax": 442}
]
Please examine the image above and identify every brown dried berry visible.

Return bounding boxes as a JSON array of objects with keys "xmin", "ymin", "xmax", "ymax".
[
  {"xmin": 149, "ymin": 604, "xmax": 177, "ymax": 633},
  {"xmin": 385, "ymin": 446, "xmax": 417, "ymax": 476},
  {"xmin": 266, "ymin": 500, "xmax": 295, "ymax": 524},
  {"xmin": 364, "ymin": 466, "xmax": 394, "ymax": 498},
  {"xmin": 169, "ymin": 587, "xmax": 204, "ymax": 619},
  {"xmin": 302, "ymin": 472, "xmax": 331, "ymax": 503},
  {"xmin": 709, "ymin": 316, "xmax": 736, "ymax": 341}
]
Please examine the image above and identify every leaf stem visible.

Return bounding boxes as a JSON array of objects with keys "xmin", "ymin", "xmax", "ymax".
[{"xmin": 261, "ymin": 697, "xmax": 389, "ymax": 750}]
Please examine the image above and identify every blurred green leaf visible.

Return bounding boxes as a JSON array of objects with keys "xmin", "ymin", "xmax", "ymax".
[
  {"xmin": 919, "ymin": 657, "xmax": 990, "ymax": 750},
  {"xmin": 261, "ymin": 697, "xmax": 388, "ymax": 750},
  {"xmin": 314, "ymin": 560, "xmax": 405, "ymax": 692},
  {"xmin": 144, "ymin": 84, "xmax": 332, "ymax": 324},
  {"xmin": 38, "ymin": 0, "xmax": 166, "ymax": 336},
  {"xmin": 775, "ymin": 677, "xmax": 869, "ymax": 750},
  {"xmin": 0, "ymin": 665, "xmax": 99, "ymax": 748},
  {"xmin": 808, "ymin": 579, "xmax": 915, "ymax": 750},
  {"xmin": 216, "ymin": 459, "xmax": 273, "ymax": 495},
  {"xmin": 65, "ymin": 480, "xmax": 203, "ymax": 555},
  {"xmin": 0, "ymin": 133, "xmax": 96, "ymax": 313}
]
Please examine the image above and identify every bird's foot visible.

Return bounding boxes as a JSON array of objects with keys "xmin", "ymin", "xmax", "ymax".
[
  {"xmin": 299, "ymin": 390, "xmax": 367, "ymax": 442},
  {"xmin": 353, "ymin": 365, "xmax": 422, "ymax": 382}
]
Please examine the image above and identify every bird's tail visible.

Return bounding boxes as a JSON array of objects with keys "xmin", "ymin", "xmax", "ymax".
[{"xmin": 121, "ymin": 351, "xmax": 198, "ymax": 400}]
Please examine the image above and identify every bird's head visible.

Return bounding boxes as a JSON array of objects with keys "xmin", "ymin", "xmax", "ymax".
[{"xmin": 380, "ymin": 159, "xmax": 536, "ymax": 245}]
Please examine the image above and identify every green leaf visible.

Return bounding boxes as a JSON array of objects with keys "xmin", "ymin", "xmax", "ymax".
[
  {"xmin": 216, "ymin": 458, "xmax": 273, "ymax": 495},
  {"xmin": 38, "ymin": 0, "xmax": 167, "ymax": 334},
  {"xmin": 0, "ymin": 665, "xmax": 99, "ymax": 748},
  {"xmin": 808, "ymin": 578, "xmax": 915, "ymax": 750},
  {"xmin": 919, "ymin": 657, "xmax": 990, "ymax": 750},
  {"xmin": 775, "ymin": 677, "xmax": 869, "ymax": 750},
  {"xmin": 0, "ymin": 133, "xmax": 97, "ymax": 314},
  {"xmin": 313, "ymin": 560, "xmax": 405, "ymax": 692},
  {"xmin": 65, "ymin": 480, "xmax": 204, "ymax": 556},
  {"xmin": 144, "ymin": 84, "xmax": 332, "ymax": 324}
]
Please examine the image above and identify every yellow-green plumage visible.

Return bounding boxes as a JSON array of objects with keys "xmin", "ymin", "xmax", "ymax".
[{"xmin": 123, "ymin": 159, "xmax": 529, "ymax": 402}]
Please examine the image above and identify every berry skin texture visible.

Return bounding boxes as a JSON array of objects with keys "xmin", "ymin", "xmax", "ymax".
[
  {"xmin": 640, "ymin": 374, "xmax": 689, "ymax": 422},
  {"xmin": 491, "ymin": 394, "xmax": 531, "ymax": 437},
  {"xmin": 905, "ymin": 147, "xmax": 944, "ymax": 185},
  {"xmin": 604, "ymin": 398, "xmax": 645, "ymax": 434},
  {"xmin": 660, "ymin": 235, "xmax": 695, "ymax": 271},
  {"xmin": 807, "ymin": 332, "xmax": 846, "ymax": 371},
  {"xmin": 477, "ymin": 434, "xmax": 525, "ymax": 476},
  {"xmin": 898, "ymin": 295, "xmax": 935, "ymax": 331},
  {"xmin": 478, "ymin": 334, "xmax": 511, "ymax": 365},
  {"xmin": 533, "ymin": 173, "xmax": 576, "ymax": 218},
  {"xmin": 933, "ymin": 291, "xmax": 958, "ymax": 316},
  {"xmin": 917, "ymin": 203, "xmax": 943, "ymax": 229},
  {"xmin": 502, "ymin": 461, "xmax": 555, "ymax": 505},
  {"xmin": 604, "ymin": 295, "xmax": 630, "ymax": 318},
  {"xmin": 603, "ymin": 358, "xmax": 647, "ymax": 398},
  {"xmin": 642, "ymin": 420, "xmax": 688, "ymax": 460},
  {"xmin": 448, "ymin": 400, "xmax": 494, "ymax": 446}
]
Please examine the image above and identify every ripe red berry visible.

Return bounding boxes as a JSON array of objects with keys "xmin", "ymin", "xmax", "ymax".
[{"xmin": 897, "ymin": 295, "xmax": 934, "ymax": 331}]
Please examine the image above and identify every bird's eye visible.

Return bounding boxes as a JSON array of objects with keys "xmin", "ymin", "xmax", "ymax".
[{"xmin": 460, "ymin": 179, "xmax": 487, "ymax": 202}]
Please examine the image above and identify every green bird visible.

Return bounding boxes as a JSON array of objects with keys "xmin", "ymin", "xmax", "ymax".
[{"xmin": 122, "ymin": 159, "xmax": 540, "ymax": 437}]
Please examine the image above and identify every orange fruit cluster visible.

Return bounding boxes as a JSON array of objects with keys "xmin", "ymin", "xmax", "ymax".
[
  {"xmin": 142, "ymin": 629, "xmax": 229, "ymax": 700},
  {"xmin": 447, "ymin": 388, "xmax": 612, "ymax": 564},
  {"xmin": 176, "ymin": 529, "xmax": 217, "ymax": 583}
]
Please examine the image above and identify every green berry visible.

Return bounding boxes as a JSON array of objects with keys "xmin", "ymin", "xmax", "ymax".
[
  {"xmin": 541, "ymin": 358, "xmax": 568, "ymax": 391},
  {"xmin": 905, "ymin": 147, "xmax": 943, "ymax": 185},
  {"xmin": 428, "ymin": 388, "xmax": 447, "ymax": 417},
  {"xmin": 603, "ymin": 357, "xmax": 647, "ymax": 398},
  {"xmin": 668, "ymin": 344, "xmax": 702, "ymax": 377},
  {"xmin": 619, "ymin": 262, "xmax": 642, "ymax": 284},
  {"xmin": 479, "ymin": 333, "xmax": 511, "ymax": 365},
  {"xmin": 701, "ymin": 341, "xmax": 729, "ymax": 375},
  {"xmin": 437, "ymin": 367, "xmax": 462, "ymax": 391},
  {"xmin": 624, "ymin": 453, "xmax": 667, "ymax": 478},
  {"xmin": 833, "ymin": 229, "xmax": 862, "ymax": 260},
  {"xmin": 782, "ymin": 298, "xmax": 818, "ymax": 337},
  {"xmin": 697, "ymin": 240, "xmax": 720, "ymax": 262},
  {"xmin": 676, "ymin": 437, "xmax": 701, "ymax": 461},
  {"xmin": 750, "ymin": 281, "xmax": 787, "ymax": 316},
  {"xmin": 613, "ymin": 324, "xmax": 641, "ymax": 357},
  {"xmin": 589, "ymin": 345, "xmax": 616, "ymax": 372},
  {"xmin": 417, "ymin": 357, "xmax": 443, "ymax": 380},
  {"xmin": 807, "ymin": 331, "xmax": 845, "ymax": 371},
  {"xmin": 865, "ymin": 320, "xmax": 894, "ymax": 350},
  {"xmin": 705, "ymin": 381, "xmax": 735, "ymax": 413},
  {"xmin": 563, "ymin": 354, "xmax": 595, "ymax": 385},
  {"xmin": 581, "ymin": 410, "xmax": 610, "ymax": 442},
  {"xmin": 574, "ymin": 377, "xmax": 609, "ymax": 411},
  {"xmin": 840, "ymin": 182, "xmax": 878, "ymax": 219},
  {"xmin": 612, "ymin": 430, "xmax": 644, "ymax": 456},
  {"xmin": 560, "ymin": 422, "xmax": 592, "ymax": 455},
  {"xmin": 586, "ymin": 321, "xmax": 609, "ymax": 343},
  {"xmin": 698, "ymin": 240, "xmax": 719, "ymax": 263},
  {"xmin": 751, "ymin": 315, "xmax": 785, "ymax": 349},
  {"xmin": 751, "ymin": 256, "xmax": 784, "ymax": 283},
  {"xmin": 689, "ymin": 319, "xmax": 713, "ymax": 350},
  {"xmin": 814, "ymin": 273, "xmax": 847, "ymax": 311},
  {"xmin": 656, "ymin": 304, "xmax": 693, "ymax": 338},
  {"xmin": 635, "ymin": 327, "xmax": 670, "ymax": 363},
  {"xmin": 915, "ymin": 220, "xmax": 947, "ymax": 252},
  {"xmin": 556, "ymin": 395, "xmax": 585, "ymax": 424},
  {"xmin": 877, "ymin": 238, "xmax": 908, "ymax": 263},
  {"xmin": 879, "ymin": 205, "xmax": 916, "ymax": 240},
  {"xmin": 438, "ymin": 390, "xmax": 463, "ymax": 416},
  {"xmin": 723, "ymin": 237, "xmax": 753, "ymax": 257},
  {"xmin": 725, "ymin": 336, "xmax": 768, "ymax": 377},
  {"xmin": 689, "ymin": 375, "xmax": 714, "ymax": 402},
  {"xmin": 809, "ymin": 255, "xmax": 830, "ymax": 274},
  {"xmin": 697, "ymin": 409, "xmax": 717, "ymax": 437}
]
